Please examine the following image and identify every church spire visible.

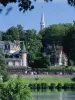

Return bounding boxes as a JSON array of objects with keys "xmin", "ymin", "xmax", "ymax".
[{"xmin": 40, "ymin": 6, "xmax": 45, "ymax": 30}]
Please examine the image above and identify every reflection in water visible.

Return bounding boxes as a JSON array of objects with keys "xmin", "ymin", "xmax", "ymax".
[
  {"xmin": 32, "ymin": 91, "xmax": 75, "ymax": 100},
  {"xmin": 60, "ymin": 92, "xmax": 62, "ymax": 100}
]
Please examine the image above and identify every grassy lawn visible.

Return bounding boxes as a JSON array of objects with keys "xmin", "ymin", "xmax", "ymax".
[{"xmin": 13, "ymin": 77, "xmax": 74, "ymax": 85}]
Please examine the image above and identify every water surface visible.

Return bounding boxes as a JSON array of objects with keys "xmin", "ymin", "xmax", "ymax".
[{"xmin": 32, "ymin": 91, "xmax": 75, "ymax": 100}]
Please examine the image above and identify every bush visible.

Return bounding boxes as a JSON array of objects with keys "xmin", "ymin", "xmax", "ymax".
[
  {"xmin": 37, "ymin": 83, "xmax": 41, "ymax": 90},
  {"xmin": 0, "ymin": 78, "xmax": 32, "ymax": 100},
  {"xmin": 71, "ymin": 77, "xmax": 75, "ymax": 82},
  {"xmin": 2, "ymin": 69, "xmax": 9, "ymax": 82},
  {"xmin": 28, "ymin": 83, "xmax": 34, "ymax": 89},
  {"xmin": 40, "ymin": 83, "xmax": 48, "ymax": 89},
  {"xmin": 49, "ymin": 83, "xmax": 56, "ymax": 90},
  {"xmin": 56, "ymin": 83, "xmax": 62, "ymax": 91},
  {"xmin": 70, "ymin": 83, "xmax": 75, "ymax": 89},
  {"xmin": 63, "ymin": 83, "xmax": 71, "ymax": 90}
]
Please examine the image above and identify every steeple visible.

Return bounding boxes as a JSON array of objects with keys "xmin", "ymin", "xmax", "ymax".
[{"xmin": 40, "ymin": 6, "xmax": 45, "ymax": 30}]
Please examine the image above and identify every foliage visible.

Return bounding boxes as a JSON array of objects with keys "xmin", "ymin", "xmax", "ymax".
[
  {"xmin": 17, "ymin": 25, "xmax": 26, "ymax": 41},
  {"xmin": 0, "ymin": 50, "xmax": 9, "ymax": 82},
  {"xmin": 63, "ymin": 83, "xmax": 71, "ymax": 90},
  {"xmin": 0, "ymin": 0, "xmax": 52, "ymax": 14},
  {"xmin": 24, "ymin": 29, "xmax": 42, "ymax": 63},
  {"xmin": 49, "ymin": 83, "xmax": 56, "ymax": 90},
  {"xmin": 56, "ymin": 83, "xmax": 62, "ymax": 90},
  {"xmin": 63, "ymin": 25, "xmax": 75, "ymax": 63},
  {"xmin": 68, "ymin": 0, "xmax": 75, "ymax": 6},
  {"xmin": 0, "ymin": 0, "xmax": 74, "ymax": 14},
  {"xmin": 0, "ymin": 51, "xmax": 6, "ymax": 73},
  {"xmin": 29, "ymin": 83, "xmax": 48, "ymax": 90},
  {"xmin": 2, "ymin": 26, "xmax": 20, "ymax": 41},
  {"xmin": 39, "ymin": 23, "xmax": 73, "ymax": 46},
  {"xmin": 0, "ymin": 31, "xmax": 5, "ymax": 40},
  {"xmin": 28, "ymin": 82, "xmax": 75, "ymax": 90},
  {"xmin": 0, "ymin": 78, "xmax": 32, "ymax": 100},
  {"xmin": 30, "ymin": 55, "xmax": 51, "ymax": 68}
]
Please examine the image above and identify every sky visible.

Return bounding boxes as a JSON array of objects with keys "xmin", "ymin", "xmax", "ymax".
[{"xmin": 0, "ymin": 0, "xmax": 75, "ymax": 32}]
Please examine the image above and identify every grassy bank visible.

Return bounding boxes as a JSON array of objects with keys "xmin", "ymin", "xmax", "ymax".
[{"xmin": 12, "ymin": 77, "xmax": 74, "ymax": 85}]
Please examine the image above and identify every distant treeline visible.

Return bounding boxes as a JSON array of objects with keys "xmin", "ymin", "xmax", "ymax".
[{"xmin": 0, "ymin": 23, "xmax": 75, "ymax": 67}]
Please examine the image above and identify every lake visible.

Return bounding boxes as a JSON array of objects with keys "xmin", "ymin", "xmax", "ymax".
[{"xmin": 32, "ymin": 90, "xmax": 75, "ymax": 100}]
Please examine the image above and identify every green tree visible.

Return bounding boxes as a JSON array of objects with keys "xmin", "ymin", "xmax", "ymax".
[
  {"xmin": 0, "ymin": 78, "xmax": 32, "ymax": 100},
  {"xmin": 30, "ymin": 55, "xmax": 51, "ymax": 68},
  {"xmin": 0, "ymin": 31, "xmax": 5, "ymax": 40},
  {"xmin": 23, "ymin": 29, "xmax": 42, "ymax": 64},
  {"xmin": 63, "ymin": 25, "xmax": 75, "ymax": 64},
  {"xmin": 39, "ymin": 23, "xmax": 73, "ymax": 51},
  {"xmin": 2, "ymin": 26, "xmax": 20, "ymax": 41},
  {"xmin": 17, "ymin": 24, "xmax": 26, "ymax": 41},
  {"xmin": 0, "ymin": 51, "xmax": 9, "ymax": 81},
  {"xmin": 0, "ymin": 51, "xmax": 6, "ymax": 74}
]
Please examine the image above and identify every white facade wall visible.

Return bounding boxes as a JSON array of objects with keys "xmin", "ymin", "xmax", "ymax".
[
  {"xmin": 0, "ymin": 41, "xmax": 20, "ymax": 54},
  {"xmin": 8, "ymin": 60, "xmax": 22, "ymax": 67},
  {"xmin": 15, "ymin": 61, "xmax": 20, "ymax": 66},
  {"xmin": 8, "ymin": 61, "xmax": 13, "ymax": 66},
  {"xmin": 58, "ymin": 50, "xmax": 63, "ymax": 66}
]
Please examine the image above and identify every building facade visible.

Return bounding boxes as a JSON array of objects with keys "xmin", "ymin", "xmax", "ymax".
[
  {"xmin": 0, "ymin": 41, "xmax": 27, "ymax": 67},
  {"xmin": 43, "ymin": 45, "xmax": 68, "ymax": 66}
]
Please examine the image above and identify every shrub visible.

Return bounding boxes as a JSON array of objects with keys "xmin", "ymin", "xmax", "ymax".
[
  {"xmin": 49, "ymin": 83, "xmax": 56, "ymax": 90},
  {"xmin": 71, "ymin": 77, "xmax": 75, "ymax": 82},
  {"xmin": 0, "ymin": 78, "xmax": 32, "ymax": 100},
  {"xmin": 63, "ymin": 83, "xmax": 71, "ymax": 90},
  {"xmin": 40, "ymin": 83, "xmax": 48, "ymax": 89},
  {"xmin": 70, "ymin": 83, "xmax": 75, "ymax": 89},
  {"xmin": 37, "ymin": 83, "xmax": 41, "ymax": 90},
  {"xmin": 56, "ymin": 83, "xmax": 63, "ymax": 91}
]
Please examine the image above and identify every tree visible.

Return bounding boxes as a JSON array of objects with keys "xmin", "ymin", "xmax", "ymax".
[
  {"xmin": 0, "ymin": 51, "xmax": 6, "ymax": 74},
  {"xmin": 0, "ymin": 31, "xmax": 5, "ymax": 40},
  {"xmin": 0, "ymin": 0, "xmax": 52, "ymax": 13},
  {"xmin": 23, "ymin": 29, "xmax": 42, "ymax": 64},
  {"xmin": 0, "ymin": 50, "xmax": 9, "ymax": 81},
  {"xmin": 17, "ymin": 24, "xmax": 26, "ymax": 41},
  {"xmin": 39, "ymin": 23, "xmax": 73, "ymax": 52},
  {"xmin": 2, "ymin": 26, "xmax": 20, "ymax": 41},
  {"xmin": 30, "ymin": 55, "xmax": 51, "ymax": 68},
  {"xmin": 0, "ymin": 78, "xmax": 32, "ymax": 100},
  {"xmin": 0, "ymin": 0, "xmax": 74, "ymax": 14},
  {"xmin": 63, "ymin": 25, "xmax": 75, "ymax": 64},
  {"xmin": 68, "ymin": 0, "xmax": 75, "ymax": 6}
]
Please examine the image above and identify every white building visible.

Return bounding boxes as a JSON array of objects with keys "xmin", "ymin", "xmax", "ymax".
[
  {"xmin": 0, "ymin": 40, "xmax": 20, "ymax": 54},
  {"xmin": 0, "ymin": 41, "xmax": 27, "ymax": 67}
]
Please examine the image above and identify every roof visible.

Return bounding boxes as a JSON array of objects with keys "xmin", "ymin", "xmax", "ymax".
[{"xmin": 20, "ymin": 41, "xmax": 27, "ymax": 53}]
